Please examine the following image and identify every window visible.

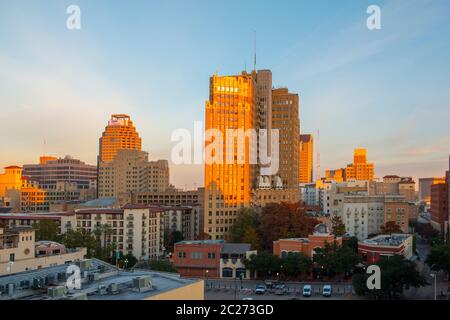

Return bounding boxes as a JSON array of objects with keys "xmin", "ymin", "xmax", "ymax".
[
  {"xmin": 178, "ymin": 251, "xmax": 186, "ymax": 258},
  {"xmin": 222, "ymin": 268, "xmax": 233, "ymax": 278},
  {"xmin": 9, "ymin": 253, "xmax": 15, "ymax": 262},
  {"xmin": 208, "ymin": 252, "xmax": 216, "ymax": 259},
  {"xmin": 191, "ymin": 252, "xmax": 203, "ymax": 259}
]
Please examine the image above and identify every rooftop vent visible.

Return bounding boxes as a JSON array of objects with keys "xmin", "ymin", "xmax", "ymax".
[
  {"xmin": 132, "ymin": 276, "xmax": 153, "ymax": 293},
  {"xmin": 47, "ymin": 286, "xmax": 67, "ymax": 298}
]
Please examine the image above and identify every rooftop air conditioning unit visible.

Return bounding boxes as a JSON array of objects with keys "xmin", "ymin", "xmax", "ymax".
[
  {"xmin": 132, "ymin": 276, "xmax": 153, "ymax": 293},
  {"xmin": 98, "ymin": 284, "xmax": 107, "ymax": 295},
  {"xmin": 77, "ymin": 259, "xmax": 93, "ymax": 271},
  {"xmin": 108, "ymin": 283, "xmax": 119, "ymax": 294},
  {"xmin": 47, "ymin": 286, "xmax": 67, "ymax": 298}
]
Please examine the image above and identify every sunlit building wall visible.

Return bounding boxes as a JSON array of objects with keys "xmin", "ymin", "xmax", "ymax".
[{"xmin": 299, "ymin": 134, "xmax": 314, "ymax": 183}]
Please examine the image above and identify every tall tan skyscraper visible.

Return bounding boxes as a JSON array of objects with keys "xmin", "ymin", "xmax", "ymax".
[
  {"xmin": 299, "ymin": 134, "xmax": 314, "ymax": 183},
  {"xmin": 272, "ymin": 88, "xmax": 299, "ymax": 189},
  {"xmin": 99, "ymin": 114, "xmax": 142, "ymax": 162},
  {"xmin": 345, "ymin": 149, "xmax": 375, "ymax": 181},
  {"xmin": 204, "ymin": 71, "xmax": 257, "ymax": 240}
]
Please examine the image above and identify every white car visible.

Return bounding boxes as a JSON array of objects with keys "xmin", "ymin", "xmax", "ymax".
[
  {"xmin": 255, "ymin": 284, "xmax": 267, "ymax": 295},
  {"xmin": 302, "ymin": 285, "xmax": 312, "ymax": 297},
  {"xmin": 322, "ymin": 285, "xmax": 332, "ymax": 297}
]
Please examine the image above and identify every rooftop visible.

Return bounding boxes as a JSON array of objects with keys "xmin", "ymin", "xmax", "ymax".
[
  {"xmin": 361, "ymin": 234, "xmax": 412, "ymax": 247},
  {"xmin": 0, "ymin": 259, "xmax": 201, "ymax": 300}
]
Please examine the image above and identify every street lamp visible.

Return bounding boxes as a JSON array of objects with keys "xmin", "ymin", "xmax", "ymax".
[
  {"xmin": 430, "ymin": 272, "xmax": 437, "ymax": 301},
  {"xmin": 205, "ymin": 269, "xmax": 209, "ymax": 289}
]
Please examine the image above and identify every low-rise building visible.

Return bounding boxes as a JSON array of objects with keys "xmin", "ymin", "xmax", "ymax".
[
  {"xmin": 0, "ymin": 227, "xmax": 86, "ymax": 276},
  {"xmin": 358, "ymin": 234, "xmax": 413, "ymax": 264},
  {"xmin": 251, "ymin": 188, "xmax": 300, "ymax": 207},
  {"xmin": 173, "ymin": 240, "xmax": 255, "ymax": 279},
  {"xmin": 273, "ymin": 224, "xmax": 342, "ymax": 258}
]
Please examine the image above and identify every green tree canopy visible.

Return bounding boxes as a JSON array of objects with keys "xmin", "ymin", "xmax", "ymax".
[
  {"xmin": 426, "ymin": 244, "xmax": 450, "ymax": 280},
  {"xmin": 244, "ymin": 251, "xmax": 281, "ymax": 278},
  {"xmin": 331, "ymin": 215, "xmax": 346, "ymax": 237},
  {"xmin": 353, "ymin": 255, "xmax": 428, "ymax": 299},
  {"xmin": 32, "ymin": 220, "xmax": 60, "ymax": 242},
  {"xmin": 281, "ymin": 252, "xmax": 312, "ymax": 278}
]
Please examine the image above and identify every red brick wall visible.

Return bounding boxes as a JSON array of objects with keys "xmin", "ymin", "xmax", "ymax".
[{"xmin": 173, "ymin": 242, "xmax": 222, "ymax": 278}]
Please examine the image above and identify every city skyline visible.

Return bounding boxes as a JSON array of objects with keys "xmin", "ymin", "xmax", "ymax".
[{"xmin": 1, "ymin": 0, "xmax": 450, "ymax": 189}]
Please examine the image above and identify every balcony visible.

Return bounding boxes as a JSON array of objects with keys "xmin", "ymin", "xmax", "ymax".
[
  {"xmin": 126, "ymin": 223, "xmax": 134, "ymax": 228},
  {"xmin": 126, "ymin": 216, "xmax": 134, "ymax": 221},
  {"xmin": 126, "ymin": 231, "xmax": 134, "ymax": 236},
  {"xmin": 126, "ymin": 238, "xmax": 133, "ymax": 244}
]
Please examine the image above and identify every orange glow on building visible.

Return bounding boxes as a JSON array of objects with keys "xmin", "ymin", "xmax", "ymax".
[
  {"xmin": 99, "ymin": 114, "xmax": 142, "ymax": 162},
  {"xmin": 204, "ymin": 71, "xmax": 257, "ymax": 240},
  {"xmin": 345, "ymin": 148, "xmax": 374, "ymax": 181},
  {"xmin": 39, "ymin": 156, "xmax": 57, "ymax": 165},
  {"xmin": 0, "ymin": 166, "xmax": 23, "ymax": 197},
  {"xmin": 299, "ymin": 134, "xmax": 314, "ymax": 183}
]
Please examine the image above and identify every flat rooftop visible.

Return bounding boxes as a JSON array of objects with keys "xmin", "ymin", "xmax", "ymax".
[
  {"xmin": 361, "ymin": 234, "xmax": 412, "ymax": 247},
  {"xmin": 0, "ymin": 260, "xmax": 201, "ymax": 300}
]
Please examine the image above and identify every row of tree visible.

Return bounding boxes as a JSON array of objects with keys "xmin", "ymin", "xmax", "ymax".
[
  {"xmin": 244, "ymin": 239, "xmax": 360, "ymax": 281},
  {"xmin": 229, "ymin": 203, "xmax": 320, "ymax": 251}
]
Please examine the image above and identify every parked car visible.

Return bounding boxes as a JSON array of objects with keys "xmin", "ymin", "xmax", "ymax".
[
  {"xmin": 255, "ymin": 284, "xmax": 267, "ymax": 295},
  {"xmin": 302, "ymin": 285, "xmax": 312, "ymax": 297},
  {"xmin": 242, "ymin": 297, "xmax": 254, "ymax": 300},
  {"xmin": 322, "ymin": 285, "xmax": 332, "ymax": 297},
  {"xmin": 274, "ymin": 284, "xmax": 287, "ymax": 295},
  {"xmin": 264, "ymin": 280, "xmax": 274, "ymax": 289}
]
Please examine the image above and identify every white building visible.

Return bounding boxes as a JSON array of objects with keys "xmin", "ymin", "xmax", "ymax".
[{"xmin": 342, "ymin": 195, "xmax": 385, "ymax": 240}]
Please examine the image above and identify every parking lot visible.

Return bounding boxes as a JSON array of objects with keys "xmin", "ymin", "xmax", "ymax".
[{"xmin": 205, "ymin": 280, "xmax": 359, "ymax": 300}]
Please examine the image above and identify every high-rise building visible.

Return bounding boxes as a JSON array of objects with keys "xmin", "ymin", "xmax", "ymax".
[
  {"xmin": 272, "ymin": 88, "xmax": 299, "ymax": 188},
  {"xmin": 99, "ymin": 114, "xmax": 142, "ymax": 163},
  {"xmin": 22, "ymin": 156, "xmax": 97, "ymax": 190},
  {"xmin": 98, "ymin": 150, "xmax": 169, "ymax": 200},
  {"xmin": 325, "ymin": 168, "xmax": 346, "ymax": 183},
  {"xmin": 345, "ymin": 149, "xmax": 375, "ymax": 181},
  {"xmin": 299, "ymin": 134, "xmax": 314, "ymax": 183},
  {"xmin": 204, "ymin": 71, "xmax": 257, "ymax": 240}
]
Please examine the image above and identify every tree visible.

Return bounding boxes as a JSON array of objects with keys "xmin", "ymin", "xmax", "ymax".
[
  {"xmin": 164, "ymin": 229, "xmax": 184, "ymax": 253},
  {"xmin": 353, "ymin": 255, "xmax": 428, "ymax": 299},
  {"xmin": 331, "ymin": 215, "xmax": 346, "ymax": 237},
  {"xmin": 313, "ymin": 241, "xmax": 360, "ymax": 278},
  {"xmin": 344, "ymin": 236, "xmax": 359, "ymax": 254},
  {"xmin": 149, "ymin": 260, "xmax": 177, "ymax": 273},
  {"xmin": 426, "ymin": 244, "xmax": 450, "ymax": 280},
  {"xmin": 60, "ymin": 229, "xmax": 97, "ymax": 258},
  {"xmin": 281, "ymin": 252, "xmax": 312, "ymax": 279},
  {"xmin": 119, "ymin": 253, "xmax": 137, "ymax": 269},
  {"xmin": 259, "ymin": 203, "xmax": 318, "ymax": 251},
  {"xmin": 415, "ymin": 223, "xmax": 440, "ymax": 244},
  {"xmin": 228, "ymin": 208, "xmax": 260, "ymax": 249},
  {"xmin": 380, "ymin": 221, "xmax": 403, "ymax": 234},
  {"xmin": 244, "ymin": 252, "xmax": 281, "ymax": 279},
  {"xmin": 33, "ymin": 220, "xmax": 60, "ymax": 242}
]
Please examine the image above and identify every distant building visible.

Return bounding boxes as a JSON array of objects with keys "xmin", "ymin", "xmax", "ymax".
[
  {"xmin": 22, "ymin": 156, "xmax": 97, "ymax": 190},
  {"xmin": 325, "ymin": 168, "xmax": 346, "ymax": 183},
  {"xmin": 419, "ymin": 177, "xmax": 446, "ymax": 205},
  {"xmin": 273, "ymin": 224, "xmax": 342, "ymax": 258},
  {"xmin": 251, "ymin": 188, "xmax": 300, "ymax": 207},
  {"xmin": 299, "ymin": 183, "xmax": 319, "ymax": 206},
  {"xmin": 0, "ymin": 166, "xmax": 23, "ymax": 198},
  {"xmin": 173, "ymin": 240, "xmax": 255, "ymax": 279},
  {"xmin": 0, "ymin": 227, "xmax": 86, "ymax": 276},
  {"xmin": 430, "ymin": 180, "xmax": 448, "ymax": 236},
  {"xmin": 299, "ymin": 134, "xmax": 314, "ymax": 184},
  {"xmin": 98, "ymin": 150, "xmax": 170, "ymax": 199},
  {"xmin": 345, "ymin": 149, "xmax": 375, "ymax": 181},
  {"xmin": 99, "ymin": 114, "xmax": 142, "ymax": 163},
  {"xmin": 358, "ymin": 234, "xmax": 413, "ymax": 264}
]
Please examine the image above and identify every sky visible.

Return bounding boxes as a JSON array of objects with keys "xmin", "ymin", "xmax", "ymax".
[{"xmin": 0, "ymin": 0, "xmax": 450, "ymax": 189}]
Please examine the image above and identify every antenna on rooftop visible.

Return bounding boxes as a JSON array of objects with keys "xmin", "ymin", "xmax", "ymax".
[
  {"xmin": 253, "ymin": 30, "xmax": 257, "ymax": 71},
  {"xmin": 317, "ymin": 129, "xmax": 321, "ymax": 180}
]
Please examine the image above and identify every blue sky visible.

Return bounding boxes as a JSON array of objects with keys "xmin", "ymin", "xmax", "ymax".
[{"xmin": 0, "ymin": 0, "xmax": 449, "ymax": 189}]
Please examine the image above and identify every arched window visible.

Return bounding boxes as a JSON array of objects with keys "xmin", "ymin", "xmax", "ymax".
[
  {"xmin": 281, "ymin": 251, "xmax": 288, "ymax": 258},
  {"xmin": 236, "ymin": 268, "xmax": 246, "ymax": 279},
  {"xmin": 222, "ymin": 268, "xmax": 233, "ymax": 278}
]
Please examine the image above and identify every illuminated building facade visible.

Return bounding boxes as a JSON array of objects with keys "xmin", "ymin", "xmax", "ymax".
[
  {"xmin": 204, "ymin": 71, "xmax": 257, "ymax": 239},
  {"xmin": 345, "ymin": 149, "xmax": 375, "ymax": 181},
  {"xmin": 0, "ymin": 166, "xmax": 23, "ymax": 198},
  {"xmin": 299, "ymin": 134, "xmax": 314, "ymax": 183},
  {"xmin": 99, "ymin": 114, "xmax": 142, "ymax": 163}
]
